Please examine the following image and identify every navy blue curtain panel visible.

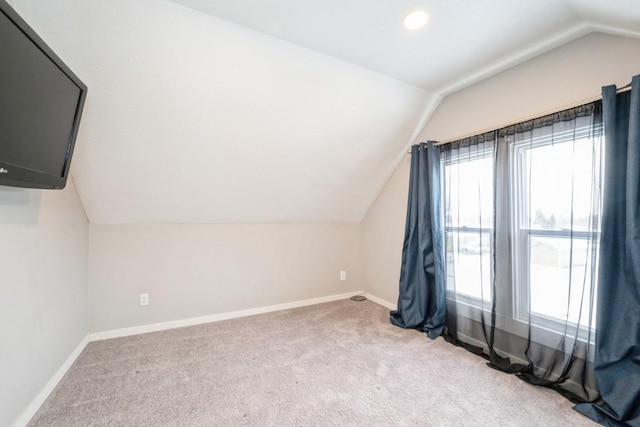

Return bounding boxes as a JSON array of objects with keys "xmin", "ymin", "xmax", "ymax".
[
  {"xmin": 575, "ymin": 75, "xmax": 640, "ymax": 426},
  {"xmin": 390, "ymin": 141, "xmax": 446, "ymax": 339}
]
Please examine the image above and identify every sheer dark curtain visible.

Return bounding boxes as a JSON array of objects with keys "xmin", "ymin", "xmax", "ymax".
[
  {"xmin": 390, "ymin": 141, "xmax": 446, "ymax": 339},
  {"xmin": 574, "ymin": 75, "xmax": 640, "ymax": 426},
  {"xmin": 441, "ymin": 103, "xmax": 603, "ymax": 403},
  {"xmin": 440, "ymin": 132, "xmax": 496, "ymax": 357}
]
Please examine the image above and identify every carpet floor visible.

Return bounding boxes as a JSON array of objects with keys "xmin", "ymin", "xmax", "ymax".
[{"xmin": 28, "ymin": 299, "xmax": 595, "ymax": 426}]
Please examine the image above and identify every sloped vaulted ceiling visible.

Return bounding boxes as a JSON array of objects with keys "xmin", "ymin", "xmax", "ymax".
[
  {"xmin": 10, "ymin": 0, "xmax": 434, "ymax": 224},
  {"xmin": 8, "ymin": 0, "xmax": 640, "ymax": 224}
]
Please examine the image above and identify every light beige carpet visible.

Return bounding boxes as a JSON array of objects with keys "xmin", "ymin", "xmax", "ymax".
[{"xmin": 28, "ymin": 299, "xmax": 595, "ymax": 426}]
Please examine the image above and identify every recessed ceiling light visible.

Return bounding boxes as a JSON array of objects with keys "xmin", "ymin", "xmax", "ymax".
[{"xmin": 403, "ymin": 10, "xmax": 429, "ymax": 31}]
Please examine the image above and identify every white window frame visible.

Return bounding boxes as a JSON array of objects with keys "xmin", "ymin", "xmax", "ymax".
[
  {"xmin": 440, "ymin": 124, "xmax": 602, "ymax": 353},
  {"xmin": 442, "ymin": 146, "xmax": 494, "ymax": 307},
  {"xmin": 510, "ymin": 125, "xmax": 602, "ymax": 343}
]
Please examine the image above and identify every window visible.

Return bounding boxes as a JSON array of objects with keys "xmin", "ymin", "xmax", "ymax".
[
  {"xmin": 512, "ymin": 126, "xmax": 602, "ymax": 330},
  {"xmin": 443, "ymin": 145, "xmax": 493, "ymax": 304},
  {"xmin": 442, "ymin": 120, "xmax": 603, "ymax": 338}
]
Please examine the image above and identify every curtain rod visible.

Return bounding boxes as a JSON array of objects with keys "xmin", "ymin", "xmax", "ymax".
[{"xmin": 409, "ymin": 84, "xmax": 632, "ymax": 153}]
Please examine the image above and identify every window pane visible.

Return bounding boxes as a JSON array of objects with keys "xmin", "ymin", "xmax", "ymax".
[
  {"xmin": 446, "ymin": 230, "xmax": 491, "ymax": 301},
  {"xmin": 529, "ymin": 235, "xmax": 598, "ymax": 328},
  {"xmin": 524, "ymin": 139, "xmax": 602, "ymax": 232},
  {"xmin": 443, "ymin": 148, "xmax": 493, "ymax": 303},
  {"xmin": 513, "ymin": 127, "xmax": 602, "ymax": 332},
  {"xmin": 444, "ymin": 156, "xmax": 493, "ymax": 229}
]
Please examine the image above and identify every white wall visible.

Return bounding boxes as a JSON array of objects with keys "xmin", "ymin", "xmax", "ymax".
[
  {"xmin": 89, "ymin": 223, "xmax": 362, "ymax": 333},
  {"xmin": 10, "ymin": 0, "xmax": 431, "ymax": 225},
  {"xmin": 0, "ymin": 179, "xmax": 88, "ymax": 427},
  {"xmin": 420, "ymin": 33, "xmax": 640, "ymax": 142},
  {"xmin": 362, "ymin": 33, "xmax": 640, "ymax": 305},
  {"xmin": 361, "ymin": 155, "xmax": 410, "ymax": 306}
]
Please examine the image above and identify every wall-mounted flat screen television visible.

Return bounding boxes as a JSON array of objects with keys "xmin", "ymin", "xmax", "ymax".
[{"xmin": 0, "ymin": 0, "xmax": 87, "ymax": 189}]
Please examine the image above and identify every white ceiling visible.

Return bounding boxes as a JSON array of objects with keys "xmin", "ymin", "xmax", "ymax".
[
  {"xmin": 168, "ymin": 0, "xmax": 640, "ymax": 93},
  {"xmin": 8, "ymin": 0, "xmax": 640, "ymax": 224}
]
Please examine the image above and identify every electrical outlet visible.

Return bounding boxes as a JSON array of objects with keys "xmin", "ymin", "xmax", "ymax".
[
  {"xmin": 139, "ymin": 293, "xmax": 149, "ymax": 306},
  {"xmin": 340, "ymin": 270, "xmax": 347, "ymax": 281}
]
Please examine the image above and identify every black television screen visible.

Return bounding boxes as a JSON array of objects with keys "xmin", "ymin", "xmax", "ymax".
[{"xmin": 0, "ymin": 0, "xmax": 86, "ymax": 189}]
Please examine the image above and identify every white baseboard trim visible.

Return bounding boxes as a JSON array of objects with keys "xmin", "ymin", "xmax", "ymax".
[
  {"xmin": 90, "ymin": 290, "xmax": 365, "ymax": 342},
  {"xmin": 13, "ymin": 335, "xmax": 89, "ymax": 427},
  {"xmin": 362, "ymin": 293, "xmax": 397, "ymax": 310}
]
